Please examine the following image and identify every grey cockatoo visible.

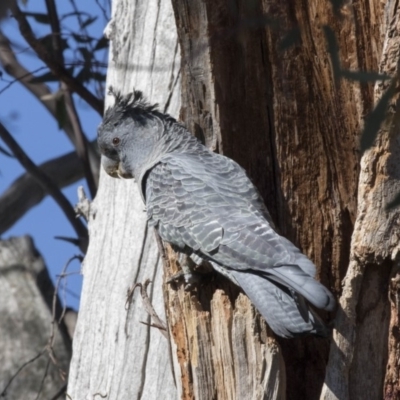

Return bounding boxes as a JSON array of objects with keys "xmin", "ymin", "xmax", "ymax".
[{"xmin": 97, "ymin": 88, "xmax": 335, "ymax": 338}]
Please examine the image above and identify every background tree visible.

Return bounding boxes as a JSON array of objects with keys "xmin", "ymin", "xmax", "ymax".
[
  {"xmin": 1, "ymin": 0, "xmax": 400, "ymax": 399},
  {"xmin": 0, "ymin": 1, "xmax": 107, "ymax": 398}
]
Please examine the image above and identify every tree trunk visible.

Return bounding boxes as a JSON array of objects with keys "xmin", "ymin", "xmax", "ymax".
[
  {"xmin": 322, "ymin": 2, "xmax": 400, "ymax": 399},
  {"xmin": 0, "ymin": 236, "xmax": 72, "ymax": 400},
  {"xmin": 69, "ymin": 0, "xmax": 400, "ymax": 399},
  {"xmin": 67, "ymin": 0, "xmax": 180, "ymax": 398}
]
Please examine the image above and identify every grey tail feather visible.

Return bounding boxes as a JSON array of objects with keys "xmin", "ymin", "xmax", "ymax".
[
  {"xmin": 227, "ymin": 269, "xmax": 331, "ymax": 338},
  {"xmin": 260, "ymin": 264, "xmax": 336, "ymax": 312}
]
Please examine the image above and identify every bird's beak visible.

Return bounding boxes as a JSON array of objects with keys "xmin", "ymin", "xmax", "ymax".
[
  {"xmin": 101, "ymin": 155, "xmax": 120, "ymax": 178},
  {"xmin": 101, "ymin": 154, "xmax": 134, "ymax": 179},
  {"xmin": 117, "ymin": 163, "xmax": 134, "ymax": 179}
]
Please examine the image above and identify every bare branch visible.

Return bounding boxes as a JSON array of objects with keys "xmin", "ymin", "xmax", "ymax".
[
  {"xmin": 0, "ymin": 123, "xmax": 88, "ymax": 251},
  {"xmin": 0, "ymin": 143, "xmax": 98, "ymax": 234},
  {"xmin": 34, "ymin": 357, "xmax": 51, "ymax": 400},
  {"xmin": 62, "ymin": 90, "xmax": 97, "ymax": 197},
  {"xmin": 44, "ymin": 0, "xmax": 97, "ymax": 197},
  {"xmin": 49, "ymin": 383, "xmax": 67, "ymax": 400},
  {"xmin": 10, "ymin": 4, "xmax": 104, "ymax": 115},
  {"xmin": 50, "ymin": 255, "xmax": 82, "ymax": 351},
  {"xmin": 126, "ymin": 279, "xmax": 168, "ymax": 338},
  {"xmin": 75, "ymin": 185, "xmax": 91, "ymax": 221},
  {"xmin": 0, "ymin": 31, "xmax": 100, "ymax": 187},
  {"xmin": 0, "ymin": 350, "xmax": 47, "ymax": 397}
]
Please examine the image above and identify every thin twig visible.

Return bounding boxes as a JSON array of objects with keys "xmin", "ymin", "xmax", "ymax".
[
  {"xmin": 0, "ymin": 31, "xmax": 100, "ymax": 187},
  {"xmin": 0, "ymin": 256, "xmax": 80, "ymax": 398},
  {"xmin": 0, "ymin": 123, "xmax": 88, "ymax": 251},
  {"xmin": 34, "ymin": 357, "xmax": 51, "ymax": 400},
  {"xmin": 68, "ymin": 0, "xmax": 104, "ymax": 97},
  {"xmin": 10, "ymin": 4, "xmax": 104, "ymax": 115},
  {"xmin": 94, "ymin": 0, "xmax": 110, "ymax": 21},
  {"xmin": 51, "ymin": 256, "xmax": 81, "ymax": 341},
  {"xmin": 49, "ymin": 383, "xmax": 67, "ymax": 400},
  {"xmin": 44, "ymin": 0, "xmax": 98, "ymax": 197},
  {"xmin": 0, "ymin": 350, "xmax": 46, "ymax": 396},
  {"xmin": 43, "ymin": 256, "xmax": 81, "ymax": 396},
  {"xmin": 126, "ymin": 279, "xmax": 168, "ymax": 338},
  {"xmin": 63, "ymin": 89, "xmax": 97, "ymax": 197},
  {"xmin": 0, "ymin": 144, "xmax": 95, "ymax": 235}
]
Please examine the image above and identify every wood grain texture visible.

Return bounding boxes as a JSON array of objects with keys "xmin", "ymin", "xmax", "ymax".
[
  {"xmin": 68, "ymin": 0, "xmax": 400, "ymax": 398},
  {"xmin": 172, "ymin": 0, "xmax": 400, "ymax": 399},
  {"xmin": 163, "ymin": 246, "xmax": 286, "ymax": 400},
  {"xmin": 323, "ymin": 2, "xmax": 400, "ymax": 399},
  {"xmin": 0, "ymin": 236, "xmax": 71, "ymax": 400},
  {"xmin": 67, "ymin": 0, "xmax": 180, "ymax": 398},
  {"xmin": 259, "ymin": 2, "xmax": 365, "ymax": 397}
]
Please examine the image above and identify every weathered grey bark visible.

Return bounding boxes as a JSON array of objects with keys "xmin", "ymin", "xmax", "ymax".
[
  {"xmin": 67, "ymin": 1, "xmax": 180, "ymax": 398},
  {"xmin": 0, "ymin": 236, "xmax": 71, "ymax": 400}
]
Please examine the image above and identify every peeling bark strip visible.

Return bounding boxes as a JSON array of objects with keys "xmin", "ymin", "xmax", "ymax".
[{"xmin": 162, "ymin": 246, "xmax": 285, "ymax": 400}]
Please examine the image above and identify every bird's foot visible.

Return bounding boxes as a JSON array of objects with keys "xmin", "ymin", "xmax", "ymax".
[
  {"xmin": 167, "ymin": 253, "xmax": 212, "ymax": 291},
  {"xmin": 167, "ymin": 270, "xmax": 202, "ymax": 291}
]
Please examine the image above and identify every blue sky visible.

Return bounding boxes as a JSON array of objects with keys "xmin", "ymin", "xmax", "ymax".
[{"xmin": 0, "ymin": 1, "xmax": 110, "ymax": 310}]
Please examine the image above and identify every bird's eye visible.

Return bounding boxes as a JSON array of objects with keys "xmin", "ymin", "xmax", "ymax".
[{"xmin": 112, "ymin": 137, "xmax": 120, "ymax": 146}]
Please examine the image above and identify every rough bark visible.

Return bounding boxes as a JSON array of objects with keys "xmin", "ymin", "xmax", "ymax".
[
  {"xmin": 67, "ymin": 1, "xmax": 180, "ymax": 398},
  {"xmin": 172, "ymin": 0, "xmax": 400, "ymax": 399},
  {"xmin": 0, "ymin": 236, "xmax": 71, "ymax": 400},
  {"xmin": 322, "ymin": 2, "xmax": 400, "ymax": 399},
  {"xmin": 163, "ymin": 245, "xmax": 285, "ymax": 400},
  {"xmin": 68, "ymin": 0, "xmax": 400, "ymax": 399},
  {"xmin": 167, "ymin": 1, "xmax": 286, "ymax": 398}
]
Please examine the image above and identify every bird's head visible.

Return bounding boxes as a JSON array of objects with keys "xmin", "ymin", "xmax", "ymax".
[{"xmin": 97, "ymin": 88, "xmax": 166, "ymax": 180}]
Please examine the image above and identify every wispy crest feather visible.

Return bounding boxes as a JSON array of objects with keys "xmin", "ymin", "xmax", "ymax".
[{"xmin": 103, "ymin": 87, "xmax": 160, "ymax": 125}]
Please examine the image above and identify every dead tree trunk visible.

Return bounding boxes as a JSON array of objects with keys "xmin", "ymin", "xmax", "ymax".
[
  {"xmin": 0, "ymin": 236, "xmax": 72, "ymax": 400},
  {"xmin": 67, "ymin": 1, "xmax": 180, "ymax": 398},
  {"xmin": 322, "ymin": 2, "xmax": 400, "ymax": 399}
]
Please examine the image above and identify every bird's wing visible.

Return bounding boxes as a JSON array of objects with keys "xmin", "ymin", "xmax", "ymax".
[{"xmin": 145, "ymin": 151, "xmax": 334, "ymax": 312}]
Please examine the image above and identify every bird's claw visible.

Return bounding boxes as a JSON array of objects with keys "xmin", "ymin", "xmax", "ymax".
[{"xmin": 167, "ymin": 270, "xmax": 201, "ymax": 291}]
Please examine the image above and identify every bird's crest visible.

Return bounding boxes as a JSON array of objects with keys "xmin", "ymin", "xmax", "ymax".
[{"xmin": 102, "ymin": 87, "xmax": 160, "ymax": 125}]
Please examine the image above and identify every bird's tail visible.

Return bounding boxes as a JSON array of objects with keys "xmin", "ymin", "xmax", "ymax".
[{"xmin": 227, "ymin": 267, "xmax": 334, "ymax": 338}]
